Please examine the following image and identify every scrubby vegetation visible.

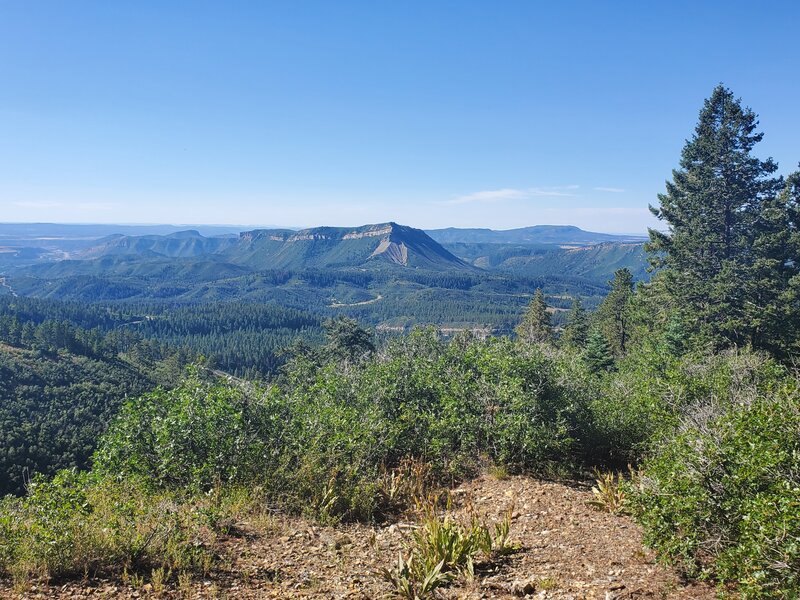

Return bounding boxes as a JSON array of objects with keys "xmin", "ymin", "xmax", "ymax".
[
  {"xmin": 633, "ymin": 367, "xmax": 800, "ymax": 598},
  {"xmin": 1, "ymin": 85, "xmax": 799, "ymax": 598},
  {"xmin": 3, "ymin": 319, "xmax": 797, "ymax": 597}
]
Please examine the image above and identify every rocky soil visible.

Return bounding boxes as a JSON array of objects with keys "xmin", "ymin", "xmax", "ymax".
[{"xmin": 0, "ymin": 475, "xmax": 717, "ymax": 599}]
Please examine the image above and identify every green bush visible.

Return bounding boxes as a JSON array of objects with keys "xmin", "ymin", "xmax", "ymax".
[
  {"xmin": 633, "ymin": 378, "xmax": 800, "ymax": 598},
  {"xmin": 357, "ymin": 331, "xmax": 585, "ymax": 478},
  {"xmin": 587, "ymin": 348, "xmax": 787, "ymax": 466},
  {"xmin": 0, "ymin": 470, "xmax": 218, "ymax": 580},
  {"xmin": 94, "ymin": 374, "xmax": 287, "ymax": 492},
  {"xmin": 90, "ymin": 330, "xmax": 587, "ymax": 523}
]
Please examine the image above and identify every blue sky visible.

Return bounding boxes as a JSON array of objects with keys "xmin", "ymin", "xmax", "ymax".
[{"xmin": 1, "ymin": 1, "xmax": 798, "ymax": 233}]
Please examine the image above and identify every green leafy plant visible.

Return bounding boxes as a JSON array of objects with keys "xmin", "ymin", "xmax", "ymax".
[
  {"xmin": 382, "ymin": 496, "xmax": 517, "ymax": 598},
  {"xmin": 492, "ymin": 506, "xmax": 517, "ymax": 554},
  {"xmin": 411, "ymin": 504, "xmax": 490, "ymax": 577},
  {"xmin": 586, "ymin": 470, "xmax": 628, "ymax": 514},
  {"xmin": 380, "ymin": 554, "xmax": 451, "ymax": 600},
  {"xmin": 633, "ymin": 386, "xmax": 800, "ymax": 598}
]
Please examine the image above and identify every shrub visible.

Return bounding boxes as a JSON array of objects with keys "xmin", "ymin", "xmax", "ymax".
[
  {"xmin": 0, "ymin": 471, "xmax": 218, "ymax": 580},
  {"xmin": 93, "ymin": 331, "xmax": 590, "ymax": 522},
  {"xmin": 94, "ymin": 374, "xmax": 285, "ymax": 492},
  {"xmin": 587, "ymin": 347, "xmax": 787, "ymax": 466},
  {"xmin": 633, "ymin": 380, "xmax": 800, "ymax": 598}
]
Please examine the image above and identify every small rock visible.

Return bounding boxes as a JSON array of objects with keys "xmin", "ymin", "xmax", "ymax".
[{"xmin": 510, "ymin": 579, "xmax": 537, "ymax": 596}]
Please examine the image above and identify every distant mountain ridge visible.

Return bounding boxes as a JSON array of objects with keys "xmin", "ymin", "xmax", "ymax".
[
  {"xmin": 80, "ymin": 231, "xmax": 237, "ymax": 259},
  {"xmin": 426, "ymin": 225, "xmax": 646, "ymax": 246},
  {"xmin": 73, "ymin": 222, "xmax": 473, "ymax": 271},
  {"xmin": 2, "ymin": 222, "xmax": 651, "ymax": 329}
]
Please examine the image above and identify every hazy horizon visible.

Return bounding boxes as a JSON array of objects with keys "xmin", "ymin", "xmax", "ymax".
[{"xmin": 0, "ymin": 220, "xmax": 651, "ymax": 237}]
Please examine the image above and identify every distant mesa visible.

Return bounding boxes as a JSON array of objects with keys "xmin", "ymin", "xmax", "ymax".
[
  {"xmin": 72, "ymin": 222, "xmax": 474, "ymax": 271},
  {"xmin": 234, "ymin": 222, "xmax": 473, "ymax": 270},
  {"xmin": 0, "ymin": 222, "xmax": 649, "ymax": 283}
]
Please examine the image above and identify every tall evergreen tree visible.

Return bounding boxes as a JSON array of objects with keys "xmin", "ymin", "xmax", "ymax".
[
  {"xmin": 561, "ymin": 297, "xmax": 589, "ymax": 347},
  {"xmin": 647, "ymin": 85, "xmax": 783, "ymax": 349},
  {"xmin": 595, "ymin": 268, "xmax": 634, "ymax": 356},
  {"xmin": 516, "ymin": 289, "xmax": 552, "ymax": 343}
]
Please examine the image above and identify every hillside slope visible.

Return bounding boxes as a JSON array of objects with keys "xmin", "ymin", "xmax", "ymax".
[
  {"xmin": 0, "ymin": 343, "xmax": 157, "ymax": 496},
  {"xmin": 445, "ymin": 241, "xmax": 649, "ymax": 281},
  {"xmin": 78, "ymin": 230, "xmax": 238, "ymax": 259}
]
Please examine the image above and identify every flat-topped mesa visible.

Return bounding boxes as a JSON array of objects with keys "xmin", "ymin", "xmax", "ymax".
[
  {"xmin": 240, "ymin": 223, "xmax": 403, "ymax": 244},
  {"xmin": 231, "ymin": 222, "xmax": 472, "ymax": 270},
  {"xmin": 70, "ymin": 222, "xmax": 473, "ymax": 271}
]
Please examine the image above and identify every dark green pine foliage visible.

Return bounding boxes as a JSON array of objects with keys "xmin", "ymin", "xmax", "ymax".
[
  {"xmin": 561, "ymin": 297, "xmax": 589, "ymax": 347},
  {"xmin": 515, "ymin": 289, "xmax": 552, "ymax": 343},
  {"xmin": 583, "ymin": 329, "xmax": 614, "ymax": 373},
  {"xmin": 741, "ymin": 169, "xmax": 800, "ymax": 356},
  {"xmin": 647, "ymin": 85, "xmax": 785, "ymax": 351},
  {"xmin": 595, "ymin": 268, "xmax": 634, "ymax": 356},
  {"xmin": 322, "ymin": 316, "xmax": 375, "ymax": 363},
  {"xmin": 660, "ymin": 316, "xmax": 688, "ymax": 357}
]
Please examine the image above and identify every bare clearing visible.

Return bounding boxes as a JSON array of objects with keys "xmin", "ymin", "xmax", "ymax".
[{"xmin": 1, "ymin": 475, "xmax": 716, "ymax": 599}]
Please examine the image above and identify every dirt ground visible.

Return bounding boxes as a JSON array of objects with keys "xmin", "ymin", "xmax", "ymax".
[{"xmin": 0, "ymin": 475, "xmax": 718, "ymax": 599}]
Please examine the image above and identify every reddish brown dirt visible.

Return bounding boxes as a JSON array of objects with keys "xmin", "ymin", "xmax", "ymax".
[{"xmin": 0, "ymin": 475, "xmax": 717, "ymax": 599}]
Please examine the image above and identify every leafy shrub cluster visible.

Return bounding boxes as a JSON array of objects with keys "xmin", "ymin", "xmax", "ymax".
[
  {"xmin": 586, "ymin": 347, "xmax": 788, "ymax": 466},
  {"xmin": 97, "ymin": 330, "xmax": 588, "ymax": 521},
  {"xmin": 0, "ymin": 327, "xmax": 589, "ymax": 580},
  {"xmin": 633, "ymin": 367, "xmax": 800, "ymax": 598}
]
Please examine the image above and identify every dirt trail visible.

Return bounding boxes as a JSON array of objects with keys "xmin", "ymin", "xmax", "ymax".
[
  {"xmin": 0, "ymin": 475, "xmax": 717, "ymax": 599},
  {"xmin": 329, "ymin": 294, "xmax": 383, "ymax": 308}
]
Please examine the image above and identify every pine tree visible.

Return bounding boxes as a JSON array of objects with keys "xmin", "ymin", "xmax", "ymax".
[
  {"xmin": 323, "ymin": 316, "xmax": 375, "ymax": 363},
  {"xmin": 595, "ymin": 268, "xmax": 634, "ymax": 356},
  {"xmin": 741, "ymin": 168, "xmax": 800, "ymax": 356},
  {"xmin": 647, "ymin": 85, "xmax": 782, "ymax": 348},
  {"xmin": 583, "ymin": 329, "xmax": 614, "ymax": 373},
  {"xmin": 516, "ymin": 289, "xmax": 551, "ymax": 343},
  {"xmin": 561, "ymin": 297, "xmax": 589, "ymax": 347}
]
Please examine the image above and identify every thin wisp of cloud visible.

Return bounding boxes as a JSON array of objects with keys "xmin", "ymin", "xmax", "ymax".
[{"xmin": 445, "ymin": 186, "xmax": 579, "ymax": 205}]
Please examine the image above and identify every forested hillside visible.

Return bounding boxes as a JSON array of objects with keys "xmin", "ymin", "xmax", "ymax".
[
  {"xmin": 0, "ymin": 320, "xmax": 168, "ymax": 497},
  {"xmin": 0, "ymin": 296, "xmax": 322, "ymax": 379}
]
